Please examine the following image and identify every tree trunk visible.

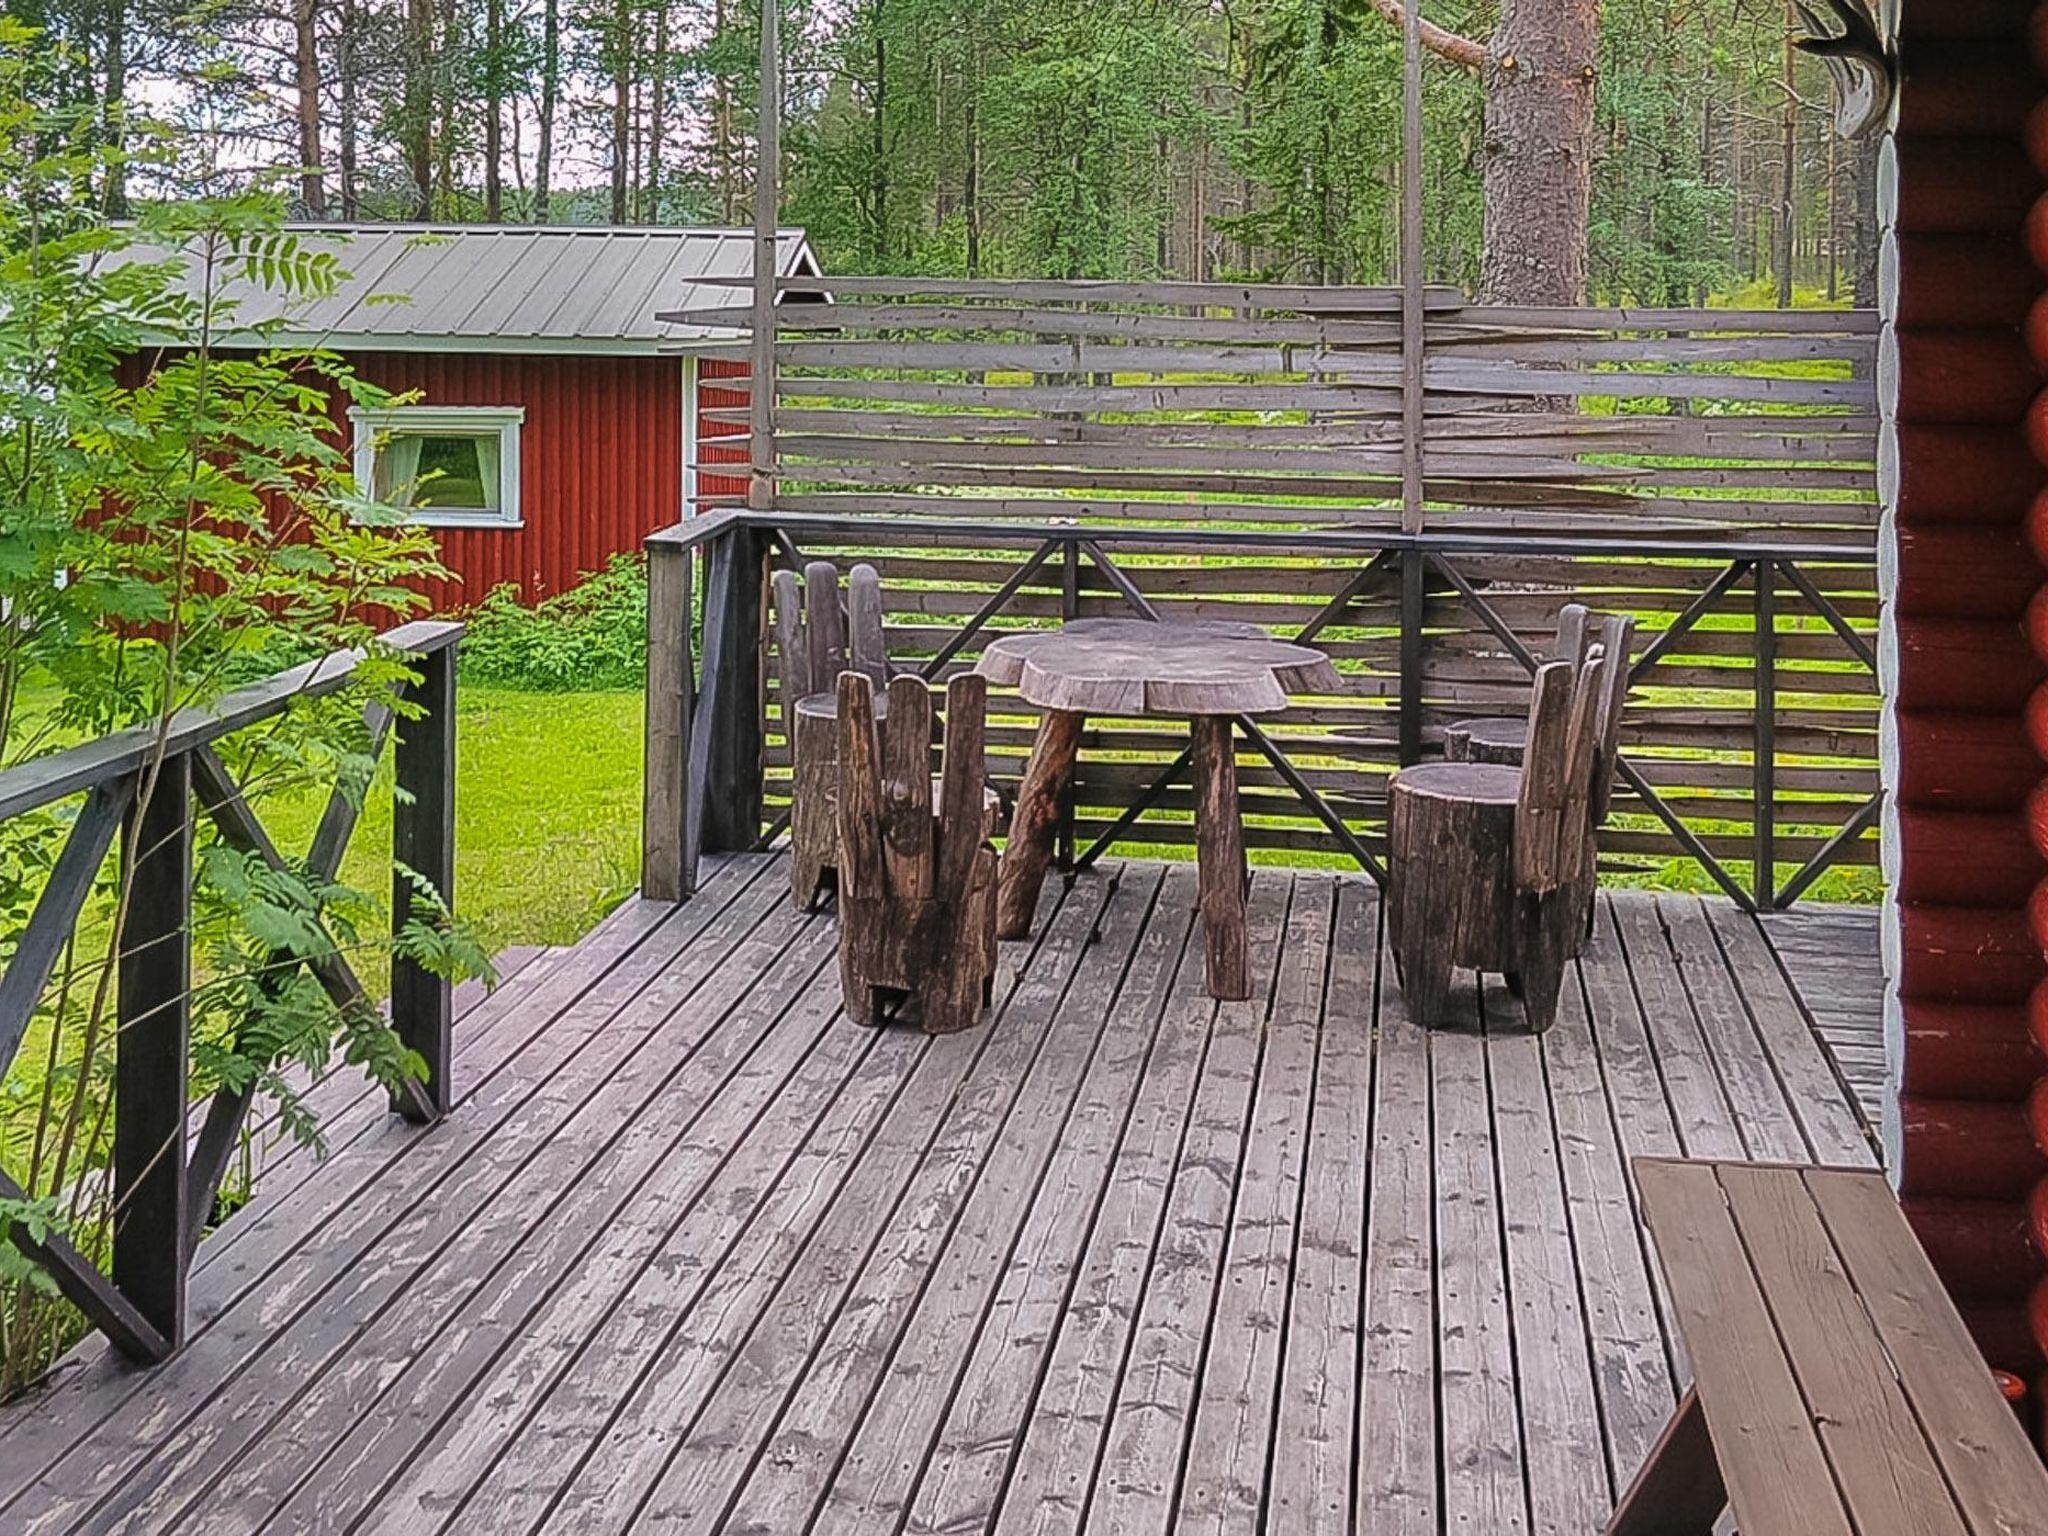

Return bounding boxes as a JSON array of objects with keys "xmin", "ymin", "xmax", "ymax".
[
  {"xmin": 483, "ymin": 0, "xmax": 502, "ymax": 220},
  {"xmin": 963, "ymin": 93, "xmax": 980, "ymax": 276},
  {"xmin": 1776, "ymin": 13, "xmax": 1796, "ymax": 307},
  {"xmin": 535, "ymin": 0, "xmax": 557, "ymax": 221},
  {"xmin": 103, "ymin": 0, "xmax": 128, "ymax": 217},
  {"xmin": 337, "ymin": 0, "xmax": 358, "ymax": 216},
  {"xmin": 610, "ymin": 0, "xmax": 631, "ymax": 223},
  {"xmin": 648, "ymin": 0, "xmax": 668, "ymax": 219},
  {"xmin": 404, "ymin": 0, "xmax": 433, "ymax": 217},
  {"xmin": 292, "ymin": 0, "xmax": 326, "ymax": 216},
  {"xmin": 870, "ymin": 0, "xmax": 887, "ymax": 263},
  {"xmin": 1478, "ymin": 0, "xmax": 1598, "ymax": 303},
  {"xmin": 1850, "ymin": 132, "xmax": 1878, "ymax": 308}
]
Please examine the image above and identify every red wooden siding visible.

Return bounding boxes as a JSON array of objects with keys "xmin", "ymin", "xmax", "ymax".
[
  {"xmin": 341, "ymin": 352, "xmax": 685, "ymax": 610},
  {"xmin": 1890, "ymin": 0, "xmax": 2048, "ymax": 1371},
  {"xmin": 695, "ymin": 356, "xmax": 752, "ymax": 504}
]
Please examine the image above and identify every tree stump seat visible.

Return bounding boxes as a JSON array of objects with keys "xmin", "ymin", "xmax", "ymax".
[
  {"xmin": 1389, "ymin": 648, "xmax": 1615, "ymax": 1032},
  {"xmin": 1443, "ymin": 716, "xmax": 1527, "ymax": 763},
  {"xmin": 836, "ymin": 672, "xmax": 1000, "ymax": 1035},
  {"xmin": 776, "ymin": 560, "xmax": 891, "ymax": 908}
]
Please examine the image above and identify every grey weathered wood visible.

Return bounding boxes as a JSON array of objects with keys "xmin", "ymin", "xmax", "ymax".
[
  {"xmin": 836, "ymin": 671, "xmax": 998, "ymax": 1033},
  {"xmin": 1190, "ymin": 715, "xmax": 1250, "ymax": 1000},
  {"xmin": 994, "ymin": 708, "xmax": 1083, "ymax": 940},
  {"xmin": 0, "ymin": 874, "xmax": 1889, "ymax": 1536},
  {"xmin": 693, "ymin": 527, "xmax": 766, "ymax": 855},
  {"xmin": 978, "ymin": 617, "xmax": 1339, "ymax": 716},
  {"xmin": 628, "ymin": 874, "xmax": 1144, "ymax": 1534},
  {"xmin": 643, "ymin": 540, "xmax": 695, "ymax": 901}
]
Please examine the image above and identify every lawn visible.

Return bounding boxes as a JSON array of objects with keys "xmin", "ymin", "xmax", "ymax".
[{"xmin": 314, "ymin": 683, "xmax": 647, "ymax": 953}]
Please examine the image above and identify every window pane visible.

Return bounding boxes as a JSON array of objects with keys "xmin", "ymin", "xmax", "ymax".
[{"xmin": 375, "ymin": 432, "xmax": 500, "ymax": 511}]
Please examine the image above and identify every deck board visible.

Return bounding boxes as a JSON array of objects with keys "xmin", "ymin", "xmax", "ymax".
[{"xmin": 0, "ymin": 861, "xmax": 1885, "ymax": 1536}]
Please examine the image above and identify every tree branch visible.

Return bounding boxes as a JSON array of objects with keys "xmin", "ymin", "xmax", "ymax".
[{"xmin": 1363, "ymin": 0, "xmax": 1487, "ymax": 71}]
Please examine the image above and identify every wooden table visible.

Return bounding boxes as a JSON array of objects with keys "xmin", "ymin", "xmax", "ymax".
[
  {"xmin": 977, "ymin": 618, "xmax": 1338, "ymax": 999},
  {"xmin": 1610, "ymin": 1157, "xmax": 2048, "ymax": 1536}
]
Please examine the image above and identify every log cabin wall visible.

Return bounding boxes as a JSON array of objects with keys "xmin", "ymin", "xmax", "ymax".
[{"xmin": 1885, "ymin": 0, "xmax": 2048, "ymax": 1372}]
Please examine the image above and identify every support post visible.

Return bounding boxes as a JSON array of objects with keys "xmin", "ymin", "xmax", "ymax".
[
  {"xmin": 392, "ymin": 640, "xmax": 456, "ymax": 1123},
  {"xmin": 114, "ymin": 752, "xmax": 192, "ymax": 1355},
  {"xmin": 1398, "ymin": 0, "xmax": 1425, "ymax": 535},
  {"xmin": 1399, "ymin": 547, "xmax": 1426, "ymax": 766},
  {"xmin": 748, "ymin": 0, "xmax": 780, "ymax": 512},
  {"xmin": 642, "ymin": 540, "xmax": 696, "ymax": 900},
  {"xmin": 694, "ymin": 528, "xmax": 767, "ymax": 854},
  {"xmin": 1752, "ymin": 557, "xmax": 1777, "ymax": 908}
]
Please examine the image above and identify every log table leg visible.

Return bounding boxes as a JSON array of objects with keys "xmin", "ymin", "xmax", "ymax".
[
  {"xmin": 1191, "ymin": 714, "xmax": 1250, "ymax": 1000},
  {"xmin": 996, "ymin": 708, "xmax": 1085, "ymax": 940}
]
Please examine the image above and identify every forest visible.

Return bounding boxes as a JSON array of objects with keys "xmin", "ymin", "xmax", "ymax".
[{"xmin": 14, "ymin": 0, "xmax": 1875, "ymax": 306}]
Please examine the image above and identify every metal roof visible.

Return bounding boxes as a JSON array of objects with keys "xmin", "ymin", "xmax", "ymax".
[{"xmin": 137, "ymin": 224, "xmax": 821, "ymax": 355}]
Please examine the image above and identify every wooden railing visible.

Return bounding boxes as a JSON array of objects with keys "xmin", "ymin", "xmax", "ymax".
[
  {"xmin": 643, "ymin": 512, "xmax": 1879, "ymax": 914},
  {"xmin": 0, "ymin": 622, "xmax": 460, "ymax": 1361}
]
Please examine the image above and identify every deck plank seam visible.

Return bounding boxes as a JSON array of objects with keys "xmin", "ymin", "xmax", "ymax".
[
  {"xmin": 687, "ymin": 867, "xmax": 1163, "ymax": 1536},
  {"xmin": 60, "ymin": 868, "xmax": 832, "ymax": 1534},
  {"xmin": 890, "ymin": 868, "xmax": 1202, "ymax": 1536},
  {"xmin": 0, "ymin": 857, "xmax": 802, "ymax": 1530},
  {"xmin": 571, "ymin": 871, "xmax": 1120, "ymax": 1535},
  {"xmin": 210, "ymin": 903, "xmax": 860, "ymax": 1535}
]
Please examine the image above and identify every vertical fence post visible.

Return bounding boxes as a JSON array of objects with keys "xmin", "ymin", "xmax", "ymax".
[
  {"xmin": 643, "ymin": 539, "xmax": 696, "ymax": 901},
  {"xmin": 115, "ymin": 752, "xmax": 192, "ymax": 1353},
  {"xmin": 392, "ymin": 640, "xmax": 456, "ymax": 1123},
  {"xmin": 1752, "ymin": 557, "xmax": 1777, "ymax": 909},
  {"xmin": 1399, "ymin": 547, "xmax": 1426, "ymax": 766},
  {"xmin": 697, "ymin": 527, "xmax": 767, "ymax": 854}
]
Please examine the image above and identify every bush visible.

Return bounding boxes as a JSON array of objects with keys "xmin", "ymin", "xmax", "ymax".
[{"xmin": 458, "ymin": 555, "xmax": 648, "ymax": 691}]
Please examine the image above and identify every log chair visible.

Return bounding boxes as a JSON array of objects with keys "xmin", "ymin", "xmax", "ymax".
[
  {"xmin": 773, "ymin": 560, "xmax": 890, "ymax": 907},
  {"xmin": 1443, "ymin": 605, "xmax": 1634, "ymax": 943},
  {"xmin": 836, "ymin": 670, "xmax": 1001, "ymax": 1034},
  {"xmin": 1388, "ymin": 650, "xmax": 1613, "ymax": 1032}
]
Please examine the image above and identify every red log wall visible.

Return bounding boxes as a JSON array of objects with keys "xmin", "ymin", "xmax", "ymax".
[{"xmin": 1891, "ymin": 0, "xmax": 2048, "ymax": 1371}]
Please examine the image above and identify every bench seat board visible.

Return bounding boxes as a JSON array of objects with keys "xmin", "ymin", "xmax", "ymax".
[{"xmin": 1633, "ymin": 1158, "xmax": 2048, "ymax": 1536}]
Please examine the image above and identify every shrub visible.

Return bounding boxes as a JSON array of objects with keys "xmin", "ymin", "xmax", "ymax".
[{"xmin": 458, "ymin": 555, "xmax": 648, "ymax": 692}]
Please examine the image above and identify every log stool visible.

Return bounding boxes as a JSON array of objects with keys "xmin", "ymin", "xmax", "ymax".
[
  {"xmin": 773, "ymin": 560, "xmax": 890, "ymax": 908},
  {"xmin": 1389, "ymin": 652, "xmax": 1613, "ymax": 1032},
  {"xmin": 836, "ymin": 671, "xmax": 1000, "ymax": 1034}
]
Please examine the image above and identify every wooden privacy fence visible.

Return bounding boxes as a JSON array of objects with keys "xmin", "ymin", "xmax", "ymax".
[
  {"xmin": 680, "ymin": 276, "xmax": 1879, "ymax": 544},
  {"xmin": 0, "ymin": 623, "xmax": 459, "ymax": 1361},
  {"xmin": 646, "ymin": 279, "xmax": 1880, "ymax": 911}
]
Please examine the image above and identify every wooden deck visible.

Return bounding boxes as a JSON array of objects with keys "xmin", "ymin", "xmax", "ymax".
[{"xmin": 0, "ymin": 856, "xmax": 1882, "ymax": 1536}]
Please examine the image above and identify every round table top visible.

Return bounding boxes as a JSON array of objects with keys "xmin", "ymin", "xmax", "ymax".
[{"xmin": 976, "ymin": 617, "xmax": 1341, "ymax": 716}]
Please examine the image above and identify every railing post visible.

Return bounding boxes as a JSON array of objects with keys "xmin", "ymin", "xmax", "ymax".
[
  {"xmin": 1753, "ymin": 557, "xmax": 1778, "ymax": 909},
  {"xmin": 1398, "ymin": 547, "xmax": 1425, "ymax": 766},
  {"xmin": 696, "ymin": 526, "xmax": 767, "ymax": 854},
  {"xmin": 114, "ymin": 751, "xmax": 192, "ymax": 1355},
  {"xmin": 392, "ymin": 640, "xmax": 456, "ymax": 1123},
  {"xmin": 643, "ymin": 539, "xmax": 696, "ymax": 900}
]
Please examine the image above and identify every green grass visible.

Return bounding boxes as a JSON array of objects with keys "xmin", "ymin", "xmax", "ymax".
[{"xmin": 302, "ymin": 684, "xmax": 647, "ymax": 952}]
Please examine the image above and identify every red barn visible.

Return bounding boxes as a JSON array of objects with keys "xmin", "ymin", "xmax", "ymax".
[{"xmin": 184, "ymin": 223, "xmax": 822, "ymax": 610}]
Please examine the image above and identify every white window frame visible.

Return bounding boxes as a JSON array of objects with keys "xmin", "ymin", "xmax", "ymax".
[{"xmin": 349, "ymin": 404, "xmax": 526, "ymax": 529}]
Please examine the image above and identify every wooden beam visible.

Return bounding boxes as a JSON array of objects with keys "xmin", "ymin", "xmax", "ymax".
[
  {"xmin": 114, "ymin": 750, "xmax": 192, "ymax": 1355},
  {"xmin": 391, "ymin": 641, "xmax": 456, "ymax": 1124}
]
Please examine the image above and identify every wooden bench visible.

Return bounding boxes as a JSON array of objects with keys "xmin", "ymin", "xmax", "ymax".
[{"xmin": 1611, "ymin": 1157, "xmax": 2048, "ymax": 1536}]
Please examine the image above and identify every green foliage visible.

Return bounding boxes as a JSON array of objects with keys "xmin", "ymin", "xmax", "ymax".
[
  {"xmin": 457, "ymin": 555, "xmax": 650, "ymax": 691},
  {"xmin": 0, "ymin": 22, "xmax": 492, "ymax": 1395}
]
